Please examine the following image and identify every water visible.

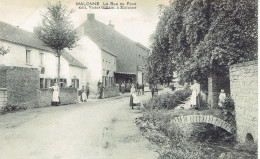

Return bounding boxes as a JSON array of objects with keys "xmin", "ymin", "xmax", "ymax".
[{"xmin": 203, "ymin": 141, "xmax": 257, "ymax": 159}]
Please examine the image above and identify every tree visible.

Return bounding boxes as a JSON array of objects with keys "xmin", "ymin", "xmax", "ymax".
[
  {"xmin": 148, "ymin": 0, "xmax": 257, "ymax": 85},
  {"xmin": 0, "ymin": 46, "xmax": 10, "ymax": 56},
  {"xmin": 34, "ymin": 1, "xmax": 78, "ymax": 86}
]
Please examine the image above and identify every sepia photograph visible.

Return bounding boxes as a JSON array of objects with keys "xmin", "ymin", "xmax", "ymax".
[{"xmin": 0, "ymin": 0, "xmax": 258, "ymax": 158}]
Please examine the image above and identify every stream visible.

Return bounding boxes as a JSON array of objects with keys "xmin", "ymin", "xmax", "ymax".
[{"xmin": 203, "ymin": 141, "xmax": 257, "ymax": 159}]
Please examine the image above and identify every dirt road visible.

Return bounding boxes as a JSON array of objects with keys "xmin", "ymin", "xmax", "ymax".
[{"xmin": 0, "ymin": 95, "xmax": 158, "ymax": 159}]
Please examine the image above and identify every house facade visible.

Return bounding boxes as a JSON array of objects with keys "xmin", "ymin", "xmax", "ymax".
[
  {"xmin": 65, "ymin": 35, "xmax": 117, "ymax": 94},
  {"xmin": 68, "ymin": 13, "xmax": 149, "ymax": 92},
  {"xmin": 0, "ymin": 21, "xmax": 87, "ymax": 89}
]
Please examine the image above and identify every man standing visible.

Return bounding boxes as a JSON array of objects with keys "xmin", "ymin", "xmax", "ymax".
[
  {"xmin": 98, "ymin": 83, "xmax": 104, "ymax": 99},
  {"xmin": 86, "ymin": 83, "xmax": 90, "ymax": 99}
]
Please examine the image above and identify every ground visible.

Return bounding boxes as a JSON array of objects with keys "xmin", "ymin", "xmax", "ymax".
[{"xmin": 0, "ymin": 93, "xmax": 158, "ymax": 159}]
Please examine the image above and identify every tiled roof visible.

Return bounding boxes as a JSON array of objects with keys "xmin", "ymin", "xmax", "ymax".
[
  {"xmin": 79, "ymin": 18, "xmax": 149, "ymax": 74},
  {"xmin": 61, "ymin": 51, "xmax": 87, "ymax": 69},
  {"xmin": 0, "ymin": 21, "xmax": 52, "ymax": 52}
]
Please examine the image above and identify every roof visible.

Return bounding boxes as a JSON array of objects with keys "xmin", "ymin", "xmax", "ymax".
[
  {"xmin": 0, "ymin": 21, "xmax": 52, "ymax": 52},
  {"xmin": 61, "ymin": 51, "xmax": 87, "ymax": 69},
  {"xmin": 136, "ymin": 42, "xmax": 150, "ymax": 51},
  {"xmin": 78, "ymin": 17, "xmax": 149, "ymax": 74},
  {"xmin": 0, "ymin": 21, "xmax": 86, "ymax": 69}
]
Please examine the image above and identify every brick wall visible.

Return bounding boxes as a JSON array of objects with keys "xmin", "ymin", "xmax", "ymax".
[
  {"xmin": 229, "ymin": 60, "xmax": 258, "ymax": 143},
  {"xmin": 103, "ymin": 85, "xmax": 120, "ymax": 98}
]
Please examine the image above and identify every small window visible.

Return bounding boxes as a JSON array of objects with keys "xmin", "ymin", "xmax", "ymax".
[
  {"xmin": 40, "ymin": 53, "xmax": 44, "ymax": 66},
  {"xmin": 40, "ymin": 78, "xmax": 44, "ymax": 88},
  {"xmin": 26, "ymin": 49, "xmax": 31, "ymax": 64}
]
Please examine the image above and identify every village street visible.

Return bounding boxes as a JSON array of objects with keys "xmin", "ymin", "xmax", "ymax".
[{"xmin": 0, "ymin": 93, "xmax": 158, "ymax": 159}]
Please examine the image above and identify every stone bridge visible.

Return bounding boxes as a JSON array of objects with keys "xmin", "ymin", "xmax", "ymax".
[{"xmin": 172, "ymin": 115, "xmax": 235, "ymax": 134}]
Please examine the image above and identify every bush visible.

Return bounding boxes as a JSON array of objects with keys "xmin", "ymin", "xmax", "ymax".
[
  {"xmin": 143, "ymin": 87, "xmax": 192, "ymax": 110},
  {"xmin": 1, "ymin": 104, "xmax": 27, "ymax": 114},
  {"xmin": 220, "ymin": 97, "xmax": 236, "ymax": 124}
]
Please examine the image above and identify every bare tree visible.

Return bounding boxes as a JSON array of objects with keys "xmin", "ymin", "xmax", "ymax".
[{"xmin": 34, "ymin": 1, "xmax": 78, "ymax": 86}]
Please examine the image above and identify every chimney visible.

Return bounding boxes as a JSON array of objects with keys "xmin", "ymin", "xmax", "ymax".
[
  {"xmin": 108, "ymin": 20, "xmax": 114, "ymax": 28},
  {"xmin": 87, "ymin": 13, "xmax": 95, "ymax": 20}
]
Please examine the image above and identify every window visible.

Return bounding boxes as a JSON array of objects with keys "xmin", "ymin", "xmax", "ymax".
[
  {"xmin": 26, "ymin": 49, "xmax": 31, "ymax": 64},
  {"xmin": 71, "ymin": 78, "xmax": 79, "ymax": 88},
  {"xmin": 40, "ymin": 53, "xmax": 44, "ymax": 66},
  {"xmin": 45, "ymin": 79, "xmax": 50, "ymax": 88},
  {"xmin": 40, "ymin": 78, "xmax": 44, "ymax": 88}
]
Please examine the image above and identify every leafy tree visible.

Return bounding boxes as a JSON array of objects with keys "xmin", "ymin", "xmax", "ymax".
[
  {"xmin": 34, "ymin": 1, "xmax": 78, "ymax": 86},
  {"xmin": 148, "ymin": 0, "xmax": 257, "ymax": 85}
]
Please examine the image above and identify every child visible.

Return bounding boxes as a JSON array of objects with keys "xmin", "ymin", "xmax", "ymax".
[{"xmin": 218, "ymin": 89, "xmax": 226, "ymax": 108}]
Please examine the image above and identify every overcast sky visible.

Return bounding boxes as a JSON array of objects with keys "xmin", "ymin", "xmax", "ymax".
[{"xmin": 0, "ymin": 0, "xmax": 169, "ymax": 47}]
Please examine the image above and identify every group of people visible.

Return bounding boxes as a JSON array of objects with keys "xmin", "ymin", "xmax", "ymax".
[
  {"xmin": 190, "ymin": 79, "xmax": 227, "ymax": 109},
  {"xmin": 79, "ymin": 84, "xmax": 90, "ymax": 102},
  {"xmin": 129, "ymin": 84, "xmax": 141, "ymax": 109},
  {"xmin": 49, "ymin": 82, "xmax": 90, "ymax": 105}
]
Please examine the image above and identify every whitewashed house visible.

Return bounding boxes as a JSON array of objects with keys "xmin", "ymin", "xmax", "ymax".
[
  {"xmin": 0, "ymin": 21, "xmax": 87, "ymax": 89},
  {"xmin": 66, "ymin": 13, "xmax": 149, "ymax": 93}
]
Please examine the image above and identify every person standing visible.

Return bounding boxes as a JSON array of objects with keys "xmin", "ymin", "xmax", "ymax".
[
  {"xmin": 50, "ymin": 82, "xmax": 60, "ymax": 106},
  {"xmin": 130, "ymin": 84, "xmax": 135, "ymax": 109},
  {"xmin": 218, "ymin": 89, "xmax": 226, "ymax": 108},
  {"xmin": 142, "ymin": 84, "xmax": 144, "ymax": 95},
  {"xmin": 121, "ymin": 82, "xmax": 125, "ymax": 94},
  {"xmin": 190, "ymin": 80, "xmax": 201, "ymax": 108},
  {"xmin": 81, "ymin": 85, "xmax": 87, "ymax": 102},
  {"xmin": 86, "ymin": 83, "xmax": 90, "ymax": 99},
  {"xmin": 98, "ymin": 83, "xmax": 104, "ymax": 99}
]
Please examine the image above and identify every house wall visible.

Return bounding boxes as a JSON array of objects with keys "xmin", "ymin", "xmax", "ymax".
[
  {"xmin": 0, "ymin": 40, "xmax": 70, "ymax": 83},
  {"xmin": 101, "ymin": 50, "xmax": 117, "ymax": 86},
  {"xmin": 136, "ymin": 45, "xmax": 149, "ymax": 85},
  {"xmin": 69, "ymin": 65, "xmax": 87, "ymax": 88},
  {"xmin": 229, "ymin": 60, "xmax": 258, "ymax": 143},
  {"xmin": 66, "ymin": 36, "xmax": 102, "ymax": 94}
]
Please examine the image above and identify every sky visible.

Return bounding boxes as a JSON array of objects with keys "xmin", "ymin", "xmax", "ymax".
[{"xmin": 0, "ymin": 0, "xmax": 170, "ymax": 47}]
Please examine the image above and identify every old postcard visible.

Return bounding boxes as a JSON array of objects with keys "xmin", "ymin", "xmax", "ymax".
[{"xmin": 0, "ymin": 0, "xmax": 258, "ymax": 158}]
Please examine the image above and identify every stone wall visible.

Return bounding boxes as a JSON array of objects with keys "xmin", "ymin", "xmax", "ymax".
[
  {"xmin": 0, "ymin": 66, "xmax": 78, "ymax": 111},
  {"xmin": 38, "ymin": 88, "xmax": 78, "ymax": 107},
  {"xmin": 229, "ymin": 60, "xmax": 258, "ymax": 143},
  {"xmin": 3, "ymin": 66, "xmax": 39, "ymax": 109},
  {"xmin": 60, "ymin": 88, "xmax": 78, "ymax": 105},
  {"xmin": 103, "ymin": 85, "xmax": 120, "ymax": 98}
]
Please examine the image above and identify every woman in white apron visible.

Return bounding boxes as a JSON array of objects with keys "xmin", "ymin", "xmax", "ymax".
[
  {"xmin": 81, "ymin": 85, "xmax": 87, "ymax": 102},
  {"xmin": 50, "ymin": 82, "xmax": 60, "ymax": 106},
  {"xmin": 190, "ymin": 80, "xmax": 200, "ymax": 108}
]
